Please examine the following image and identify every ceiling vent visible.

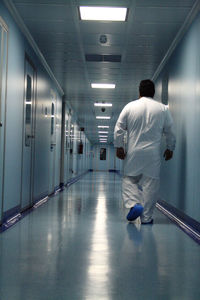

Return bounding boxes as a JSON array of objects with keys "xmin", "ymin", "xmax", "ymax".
[{"xmin": 85, "ymin": 54, "xmax": 121, "ymax": 62}]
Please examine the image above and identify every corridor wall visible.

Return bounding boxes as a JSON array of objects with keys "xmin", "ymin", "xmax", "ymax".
[
  {"xmin": 0, "ymin": 1, "xmax": 64, "ymax": 219},
  {"xmin": 0, "ymin": 1, "xmax": 91, "ymax": 224},
  {"xmin": 61, "ymin": 103, "xmax": 91, "ymax": 185},
  {"xmin": 155, "ymin": 11, "xmax": 200, "ymax": 222}
]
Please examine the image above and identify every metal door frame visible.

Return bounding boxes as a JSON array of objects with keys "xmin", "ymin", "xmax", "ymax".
[
  {"xmin": 48, "ymin": 89, "xmax": 57, "ymax": 194},
  {"xmin": 0, "ymin": 17, "xmax": 8, "ymax": 224}
]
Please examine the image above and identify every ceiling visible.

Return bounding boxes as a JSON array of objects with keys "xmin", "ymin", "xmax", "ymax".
[{"xmin": 11, "ymin": 0, "xmax": 197, "ymax": 144}]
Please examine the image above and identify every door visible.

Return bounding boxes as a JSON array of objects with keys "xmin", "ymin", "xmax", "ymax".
[
  {"xmin": 0, "ymin": 18, "xmax": 8, "ymax": 223},
  {"xmin": 99, "ymin": 147, "xmax": 108, "ymax": 170},
  {"xmin": 65, "ymin": 111, "xmax": 70, "ymax": 181},
  {"xmin": 21, "ymin": 56, "xmax": 36, "ymax": 210},
  {"xmin": 48, "ymin": 90, "xmax": 57, "ymax": 194}
]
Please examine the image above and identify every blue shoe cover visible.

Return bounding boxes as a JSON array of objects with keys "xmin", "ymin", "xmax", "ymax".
[{"xmin": 127, "ymin": 203, "xmax": 143, "ymax": 221}]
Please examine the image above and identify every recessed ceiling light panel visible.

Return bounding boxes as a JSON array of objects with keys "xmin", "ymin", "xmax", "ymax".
[
  {"xmin": 96, "ymin": 116, "xmax": 111, "ymax": 119},
  {"xmin": 94, "ymin": 103, "xmax": 112, "ymax": 107},
  {"xmin": 79, "ymin": 6, "xmax": 128, "ymax": 21},
  {"xmin": 91, "ymin": 83, "xmax": 115, "ymax": 89}
]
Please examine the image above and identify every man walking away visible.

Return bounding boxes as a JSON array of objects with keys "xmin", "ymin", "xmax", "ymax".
[{"xmin": 114, "ymin": 79, "xmax": 176, "ymax": 224}]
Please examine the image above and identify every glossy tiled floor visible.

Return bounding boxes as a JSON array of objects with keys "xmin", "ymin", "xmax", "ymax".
[{"xmin": 0, "ymin": 172, "xmax": 200, "ymax": 300}]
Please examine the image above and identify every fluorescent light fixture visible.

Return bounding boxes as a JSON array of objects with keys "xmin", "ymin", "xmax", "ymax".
[
  {"xmin": 98, "ymin": 126, "xmax": 109, "ymax": 128},
  {"xmin": 100, "ymin": 141, "xmax": 107, "ymax": 143},
  {"xmin": 79, "ymin": 6, "xmax": 127, "ymax": 21},
  {"xmin": 91, "ymin": 83, "xmax": 115, "ymax": 89},
  {"xmin": 94, "ymin": 103, "xmax": 112, "ymax": 107},
  {"xmin": 99, "ymin": 135, "xmax": 108, "ymax": 138},
  {"xmin": 99, "ymin": 139, "xmax": 107, "ymax": 141},
  {"xmin": 96, "ymin": 116, "xmax": 111, "ymax": 119},
  {"xmin": 98, "ymin": 131, "xmax": 108, "ymax": 134}
]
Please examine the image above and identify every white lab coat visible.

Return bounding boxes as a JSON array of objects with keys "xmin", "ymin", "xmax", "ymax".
[{"xmin": 114, "ymin": 97, "xmax": 176, "ymax": 179}]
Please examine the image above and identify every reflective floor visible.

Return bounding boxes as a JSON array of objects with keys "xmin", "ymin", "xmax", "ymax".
[{"xmin": 0, "ymin": 172, "xmax": 200, "ymax": 300}]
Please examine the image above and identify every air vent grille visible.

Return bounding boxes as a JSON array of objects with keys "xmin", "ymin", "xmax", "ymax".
[{"xmin": 85, "ymin": 54, "xmax": 121, "ymax": 62}]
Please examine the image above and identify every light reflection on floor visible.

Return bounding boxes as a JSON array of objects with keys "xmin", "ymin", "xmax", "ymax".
[
  {"xmin": 0, "ymin": 172, "xmax": 200, "ymax": 300},
  {"xmin": 85, "ymin": 187, "xmax": 110, "ymax": 299}
]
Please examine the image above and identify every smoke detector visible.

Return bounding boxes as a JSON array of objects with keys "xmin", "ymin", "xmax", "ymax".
[{"xmin": 99, "ymin": 35, "xmax": 107, "ymax": 44}]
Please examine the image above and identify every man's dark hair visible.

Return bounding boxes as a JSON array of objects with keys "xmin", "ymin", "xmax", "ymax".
[{"xmin": 139, "ymin": 79, "xmax": 155, "ymax": 98}]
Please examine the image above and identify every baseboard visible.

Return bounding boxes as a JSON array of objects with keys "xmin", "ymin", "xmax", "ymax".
[
  {"xmin": 2, "ymin": 205, "xmax": 21, "ymax": 223},
  {"xmin": 156, "ymin": 199, "xmax": 200, "ymax": 244},
  {"xmin": 0, "ymin": 170, "xmax": 89, "ymax": 233},
  {"xmin": 108, "ymin": 169, "xmax": 120, "ymax": 173}
]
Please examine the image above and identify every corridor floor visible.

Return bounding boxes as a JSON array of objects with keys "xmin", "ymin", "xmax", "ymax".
[{"xmin": 0, "ymin": 172, "xmax": 200, "ymax": 300}]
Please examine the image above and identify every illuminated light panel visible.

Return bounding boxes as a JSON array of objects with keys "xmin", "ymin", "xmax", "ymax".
[
  {"xmin": 98, "ymin": 131, "xmax": 108, "ymax": 134},
  {"xmin": 91, "ymin": 83, "xmax": 115, "ymax": 89},
  {"xmin": 98, "ymin": 126, "xmax": 109, "ymax": 128},
  {"xmin": 79, "ymin": 6, "xmax": 127, "ymax": 21},
  {"xmin": 99, "ymin": 136, "xmax": 108, "ymax": 138},
  {"xmin": 96, "ymin": 116, "xmax": 111, "ymax": 119},
  {"xmin": 94, "ymin": 103, "xmax": 112, "ymax": 107}
]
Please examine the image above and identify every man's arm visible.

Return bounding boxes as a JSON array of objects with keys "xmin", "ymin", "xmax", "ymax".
[
  {"xmin": 163, "ymin": 109, "xmax": 176, "ymax": 161},
  {"xmin": 114, "ymin": 106, "xmax": 127, "ymax": 160}
]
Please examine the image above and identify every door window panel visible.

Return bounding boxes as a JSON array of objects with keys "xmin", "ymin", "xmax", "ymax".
[
  {"xmin": 51, "ymin": 102, "xmax": 55, "ymax": 135},
  {"xmin": 65, "ymin": 116, "xmax": 69, "ymax": 151},
  {"xmin": 25, "ymin": 74, "xmax": 32, "ymax": 146},
  {"xmin": 100, "ymin": 148, "xmax": 106, "ymax": 160},
  {"xmin": 70, "ymin": 124, "xmax": 74, "ymax": 153}
]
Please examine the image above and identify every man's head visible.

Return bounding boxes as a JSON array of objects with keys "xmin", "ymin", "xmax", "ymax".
[{"xmin": 139, "ymin": 79, "xmax": 155, "ymax": 98}]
